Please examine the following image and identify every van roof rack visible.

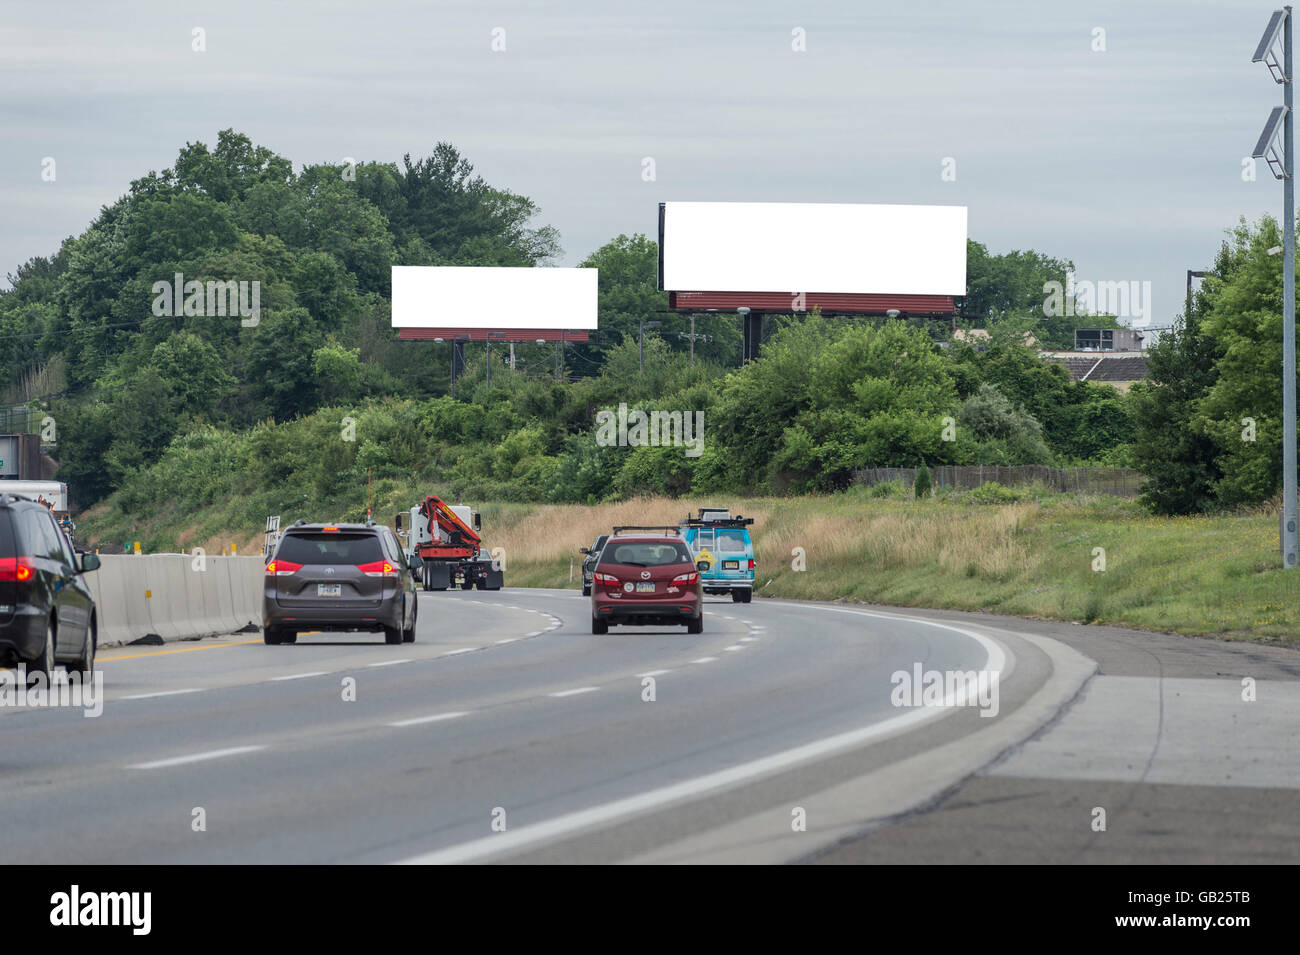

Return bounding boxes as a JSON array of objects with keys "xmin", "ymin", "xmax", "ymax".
[
  {"xmin": 611, "ymin": 525, "xmax": 683, "ymax": 536},
  {"xmin": 679, "ymin": 513, "xmax": 754, "ymax": 528}
]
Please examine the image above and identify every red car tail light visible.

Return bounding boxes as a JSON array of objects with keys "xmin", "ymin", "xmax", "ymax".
[
  {"xmin": 266, "ymin": 560, "xmax": 303, "ymax": 576},
  {"xmin": 357, "ymin": 560, "xmax": 398, "ymax": 577},
  {"xmin": 672, "ymin": 572, "xmax": 699, "ymax": 585},
  {"xmin": 593, "ymin": 573, "xmax": 618, "ymax": 586},
  {"xmin": 0, "ymin": 557, "xmax": 33, "ymax": 581}
]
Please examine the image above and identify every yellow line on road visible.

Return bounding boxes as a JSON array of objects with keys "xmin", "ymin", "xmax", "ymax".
[{"xmin": 98, "ymin": 639, "xmax": 263, "ymax": 662}]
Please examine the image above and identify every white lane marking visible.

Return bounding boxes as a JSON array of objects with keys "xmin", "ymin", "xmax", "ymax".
[
  {"xmin": 397, "ymin": 611, "xmax": 1006, "ymax": 865},
  {"xmin": 691, "ymin": 656, "xmax": 717, "ymax": 664},
  {"xmin": 441, "ymin": 648, "xmax": 478, "ymax": 656},
  {"xmin": 129, "ymin": 745, "xmax": 266, "ymax": 770},
  {"xmin": 724, "ymin": 645, "xmax": 745, "ymax": 652},
  {"xmin": 495, "ymin": 638, "xmax": 518, "ymax": 644},
  {"xmin": 389, "ymin": 711, "xmax": 469, "ymax": 728},
  {"xmin": 739, "ymin": 637, "xmax": 758, "ymax": 643},
  {"xmin": 525, "ymin": 631, "xmax": 543, "ymax": 637},
  {"xmin": 121, "ymin": 688, "xmax": 203, "ymax": 700},
  {"xmin": 638, "ymin": 669, "xmax": 671, "ymax": 678},
  {"xmin": 368, "ymin": 658, "xmax": 412, "ymax": 668},
  {"xmin": 270, "ymin": 671, "xmax": 328, "ymax": 681},
  {"xmin": 549, "ymin": 687, "xmax": 598, "ymax": 698}
]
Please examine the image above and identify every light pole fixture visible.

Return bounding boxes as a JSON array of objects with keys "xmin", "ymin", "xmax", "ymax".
[{"xmin": 1251, "ymin": 6, "xmax": 1299, "ymax": 569}]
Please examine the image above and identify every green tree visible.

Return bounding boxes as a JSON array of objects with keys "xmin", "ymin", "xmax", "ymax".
[{"xmin": 1193, "ymin": 216, "xmax": 1298, "ymax": 507}]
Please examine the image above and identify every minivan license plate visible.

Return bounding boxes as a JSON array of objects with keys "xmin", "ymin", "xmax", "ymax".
[
  {"xmin": 635, "ymin": 582, "xmax": 655, "ymax": 593},
  {"xmin": 317, "ymin": 583, "xmax": 341, "ymax": 597}
]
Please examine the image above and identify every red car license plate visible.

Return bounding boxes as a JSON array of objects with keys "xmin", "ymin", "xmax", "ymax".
[{"xmin": 635, "ymin": 582, "xmax": 655, "ymax": 593}]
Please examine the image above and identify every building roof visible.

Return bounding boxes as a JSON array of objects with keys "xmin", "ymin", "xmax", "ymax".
[{"xmin": 1041, "ymin": 351, "xmax": 1149, "ymax": 383}]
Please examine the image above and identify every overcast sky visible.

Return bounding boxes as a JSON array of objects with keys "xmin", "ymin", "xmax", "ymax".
[{"xmin": 0, "ymin": 0, "xmax": 1288, "ymax": 331}]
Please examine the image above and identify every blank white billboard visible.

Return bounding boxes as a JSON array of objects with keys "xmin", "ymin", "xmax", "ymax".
[
  {"xmin": 660, "ymin": 202, "xmax": 967, "ymax": 295},
  {"xmin": 391, "ymin": 266, "xmax": 598, "ymax": 329}
]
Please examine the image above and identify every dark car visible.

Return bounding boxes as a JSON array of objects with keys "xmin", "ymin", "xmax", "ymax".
[
  {"xmin": 0, "ymin": 493, "xmax": 99, "ymax": 679},
  {"xmin": 590, "ymin": 530, "xmax": 703, "ymax": 634},
  {"xmin": 263, "ymin": 521, "xmax": 418, "ymax": 646},
  {"xmin": 579, "ymin": 533, "xmax": 610, "ymax": 597}
]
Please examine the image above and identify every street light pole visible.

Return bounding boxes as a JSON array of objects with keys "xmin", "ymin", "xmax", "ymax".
[
  {"xmin": 639, "ymin": 320, "xmax": 662, "ymax": 372},
  {"xmin": 1285, "ymin": 11, "xmax": 1298, "ymax": 569},
  {"xmin": 1253, "ymin": 7, "xmax": 1299, "ymax": 569}
]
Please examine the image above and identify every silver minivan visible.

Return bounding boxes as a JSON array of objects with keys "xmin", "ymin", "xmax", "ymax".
[{"xmin": 263, "ymin": 521, "xmax": 418, "ymax": 645}]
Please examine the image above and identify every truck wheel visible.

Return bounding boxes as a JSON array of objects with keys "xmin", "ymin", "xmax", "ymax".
[
  {"xmin": 592, "ymin": 618, "xmax": 608, "ymax": 634},
  {"xmin": 461, "ymin": 581, "xmax": 473, "ymax": 590},
  {"xmin": 731, "ymin": 590, "xmax": 743, "ymax": 602}
]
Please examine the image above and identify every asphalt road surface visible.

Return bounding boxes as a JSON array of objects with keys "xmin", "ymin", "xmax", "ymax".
[{"xmin": 1, "ymin": 588, "xmax": 1295, "ymax": 864}]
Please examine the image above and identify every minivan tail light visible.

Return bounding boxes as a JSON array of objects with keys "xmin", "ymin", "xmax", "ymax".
[
  {"xmin": 357, "ymin": 560, "xmax": 398, "ymax": 577},
  {"xmin": 0, "ymin": 557, "xmax": 33, "ymax": 582},
  {"xmin": 672, "ymin": 572, "xmax": 699, "ymax": 585},
  {"xmin": 266, "ymin": 560, "xmax": 302, "ymax": 576},
  {"xmin": 593, "ymin": 573, "xmax": 618, "ymax": 586}
]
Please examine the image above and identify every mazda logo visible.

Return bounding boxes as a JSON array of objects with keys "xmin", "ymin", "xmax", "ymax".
[{"xmin": 640, "ymin": 571, "xmax": 651, "ymax": 579}]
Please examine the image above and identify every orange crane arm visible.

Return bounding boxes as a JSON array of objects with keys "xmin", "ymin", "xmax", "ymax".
[{"xmin": 416, "ymin": 495, "xmax": 482, "ymax": 555}]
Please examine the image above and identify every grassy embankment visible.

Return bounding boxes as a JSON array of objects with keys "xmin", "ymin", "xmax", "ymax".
[{"xmin": 76, "ymin": 483, "xmax": 1299, "ymax": 643}]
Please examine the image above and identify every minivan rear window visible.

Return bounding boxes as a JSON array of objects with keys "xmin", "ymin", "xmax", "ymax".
[
  {"xmin": 600, "ymin": 541, "xmax": 693, "ymax": 567},
  {"xmin": 276, "ymin": 532, "xmax": 383, "ymax": 565}
]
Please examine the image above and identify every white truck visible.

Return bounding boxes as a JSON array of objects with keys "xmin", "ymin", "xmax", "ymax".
[
  {"xmin": 396, "ymin": 495, "xmax": 503, "ymax": 592},
  {"xmin": 0, "ymin": 480, "xmax": 68, "ymax": 513}
]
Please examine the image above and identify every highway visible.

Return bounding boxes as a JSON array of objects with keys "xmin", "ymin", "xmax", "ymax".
[{"xmin": 1, "ymin": 588, "xmax": 1296, "ymax": 864}]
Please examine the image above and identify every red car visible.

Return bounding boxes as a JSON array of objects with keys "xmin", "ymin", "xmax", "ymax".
[{"xmin": 590, "ymin": 530, "xmax": 703, "ymax": 634}]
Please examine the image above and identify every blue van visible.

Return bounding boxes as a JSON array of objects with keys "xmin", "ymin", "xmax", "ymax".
[{"xmin": 678, "ymin": 508, "xmax": 755, "ymax": 603}]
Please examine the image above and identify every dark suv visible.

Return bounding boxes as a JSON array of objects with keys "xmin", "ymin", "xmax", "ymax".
[
  {"xmin": 263, "ymin": 521, "xmax": 418, "ymax": 646},
  {"xmin": 579, "ymin": 533, "xmax": 609, "ymax": 597},
  {"xmin": 0, "ymin": 493, "xmax": 99, "ymax": 679},
  {"xmin": 590, "ymin": 529, "xmax": 703, "ymax": 634}
]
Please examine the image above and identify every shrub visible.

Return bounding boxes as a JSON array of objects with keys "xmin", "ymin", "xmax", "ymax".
[{"xmin": 914, "ymin": 465, "xmax": 932, "ymax": 498}]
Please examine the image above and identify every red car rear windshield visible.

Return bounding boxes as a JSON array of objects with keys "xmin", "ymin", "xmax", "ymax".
[
  {"xmin": 598, "ymin": 540, "xmax": 692, "ymax": 567},
  {"xmin": 276, "ymin": 532, "xmax": 383, "ymax": 565}
]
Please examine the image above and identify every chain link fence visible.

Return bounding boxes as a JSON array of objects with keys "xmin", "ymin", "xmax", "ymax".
[{"xmin": 851, "ymin": 465, "xmax": 1145, "ymax": 497}]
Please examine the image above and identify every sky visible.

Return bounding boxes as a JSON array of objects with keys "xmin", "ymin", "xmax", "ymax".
[{"xmin": 0, "ymin": 0, "xmax": 1289, "ymax": 333}]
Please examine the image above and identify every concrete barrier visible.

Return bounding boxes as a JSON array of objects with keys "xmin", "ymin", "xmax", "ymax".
[{"xmin": 89, "ymin": 554, "xmax": 263, "ymax": 648}]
